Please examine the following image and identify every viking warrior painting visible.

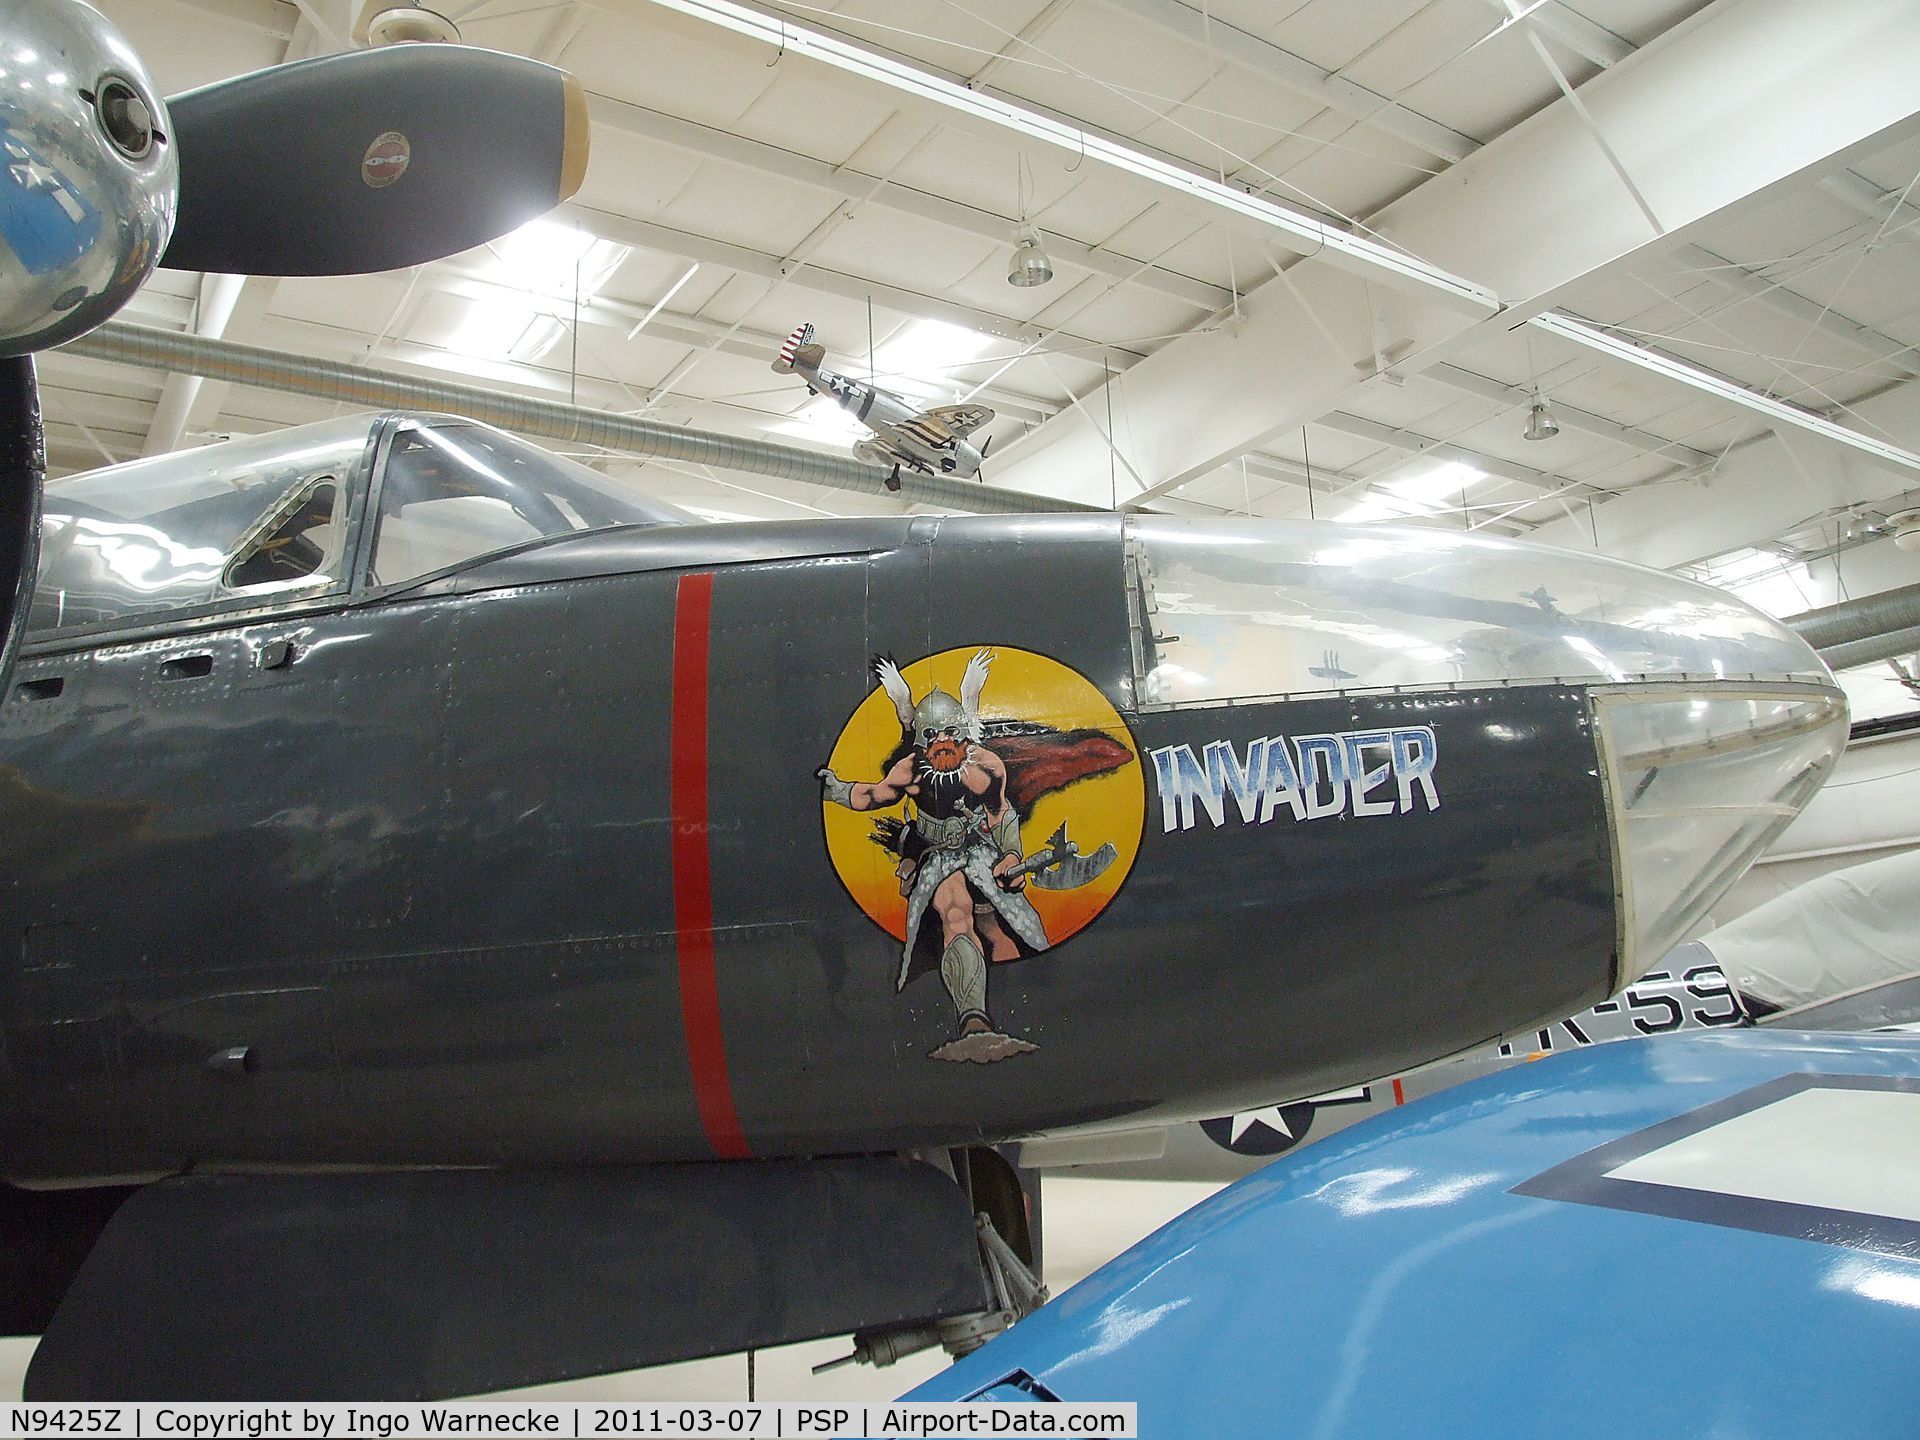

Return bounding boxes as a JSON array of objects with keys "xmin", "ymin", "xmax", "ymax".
[{"xmin": 817, "ymin": 649, "xmax": 1132, "ymax": 1063}]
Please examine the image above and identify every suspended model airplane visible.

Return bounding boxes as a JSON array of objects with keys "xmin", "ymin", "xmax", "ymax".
[
  {"xmin": 909, "ymin": 985, "xmax": 1920, "ymax": 1436},
  {"xmin": 0, "ymin": 0, "xmax": 1854, "ymax": 1405},
  {"xmin": 772, "ymin": 321, "xmax": 994, "ymax": 489}
]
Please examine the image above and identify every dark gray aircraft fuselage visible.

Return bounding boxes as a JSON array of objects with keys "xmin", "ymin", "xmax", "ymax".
[
  {"xmin": 0, "ymin": 413, "xmax": 1844, "ymax": 1189},
  {"xmin": 0, "ymin": 517, "xmax": 1599, "ymax": 1181}
]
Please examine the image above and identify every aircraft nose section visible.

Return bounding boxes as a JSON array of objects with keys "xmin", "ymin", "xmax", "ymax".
[
  {"xmin": 1588, "ymin": 682, "xmax": 1844, "ymax": 985},
  {"xmin": 1126, "ymin": 517, "xmax": 1847, "ymax": 989}
]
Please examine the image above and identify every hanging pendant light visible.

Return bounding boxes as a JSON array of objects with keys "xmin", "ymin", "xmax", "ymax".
[
  {"xmin": 1008, "ymin": 225, "xmax": 1053, "ymax": 288},
  {"xmin": 1007, "ymin": 155, "xmax": 1053, "ymax": 288},
  {"xmin": 1523, "ymin": 396, "xmax": 1560, "ymax": 441}
]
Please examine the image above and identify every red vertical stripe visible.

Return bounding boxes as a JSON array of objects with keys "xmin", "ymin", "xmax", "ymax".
[
  {"xmin": 670, "ymin": 572, "xmax": 751, "ymax": 1159},
  {"xmin": 1391, "ymin": 1077, "xmax": 1406, "ymax": 1107}
]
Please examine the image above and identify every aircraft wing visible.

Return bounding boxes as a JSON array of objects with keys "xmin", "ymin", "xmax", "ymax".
[
  {"xmin": 922, "ymin": 403, "xmax": 994, "ymax": 438},
  {"xmin": 907, "ymin": 1028, "xmax": 1920, "ymax": 1433}
]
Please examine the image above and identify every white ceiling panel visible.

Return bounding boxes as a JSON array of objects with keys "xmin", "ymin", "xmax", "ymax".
[
  {"xmin": 655, "ymin": 163, "xmax": 844, "ymax": 256},
  {"xmin": 1339, "ymin": 1, "xmax": 1515, "ymax": 103},
  {"xmin": 1396, "ymin": 26, "xmax": 1568, "ymax": 143},
  {"xmin": 571, "ymin": 129, "xmax": 707, "ymax": 217},
  {"xmin": 1268, "ymin": 0, "xmax": 1434, "ymax": 74},
  {"xmin": 95, "ymin": 0, "xmax": 291, "ymax": 92},
  {"xmin": 731, "ymin": 64, "xmax": 903, "ymax": 164},
  {"xmin": 575, "ymin": 7, "xmax": 783, "ymax": 129}
]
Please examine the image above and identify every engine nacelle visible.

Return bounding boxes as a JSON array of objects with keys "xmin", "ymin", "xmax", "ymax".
[{"xmin": 0, "ymin": 0, "xmax": 176, "ymax": 356}]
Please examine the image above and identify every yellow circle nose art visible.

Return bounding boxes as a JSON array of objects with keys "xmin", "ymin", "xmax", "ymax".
[{"xmin": 820, "ymin": 645, "xmax": 1144, "ymax": 947}]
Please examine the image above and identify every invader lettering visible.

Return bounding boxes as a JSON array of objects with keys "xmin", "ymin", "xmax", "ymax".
[{"xmin": 1149, "ymin": 727, "xmax": 1439, "ymax": 833}]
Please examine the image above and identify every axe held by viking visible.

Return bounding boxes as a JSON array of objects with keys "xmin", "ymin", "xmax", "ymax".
[{"xmin": 1001, "ymin": 822, "xmax": 1117, "ymax": 892}]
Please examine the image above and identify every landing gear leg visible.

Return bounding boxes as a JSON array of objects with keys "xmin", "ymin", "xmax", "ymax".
[
  {"xmin": 813, "ymin": 1150, "xmax": 1049, "ymax": 1375},
  {"xmin": 885, "ymin": 463, "xmax": 902, "ymax": 493}
]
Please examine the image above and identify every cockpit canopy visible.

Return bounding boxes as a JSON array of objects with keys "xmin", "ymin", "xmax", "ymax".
[{"xmin": 28, "ymin": 413, "xmax": 685, "ymax": 642}]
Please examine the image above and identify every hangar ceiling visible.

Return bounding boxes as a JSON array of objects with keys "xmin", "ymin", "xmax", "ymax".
[{"xmin": 36, "ymin": 0, "xmax": 1920, "ymax": 711}]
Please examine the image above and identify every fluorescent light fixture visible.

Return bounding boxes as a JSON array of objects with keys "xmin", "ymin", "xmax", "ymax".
[
  {"xmin": 1385, "ymin": 459, "xmax": 1485, "ymax": 505},
  {"xmin": 644, "ymin": 0, "xmax": 1498, "ymax": 313},
  {"xmin": 1340, "ymin": 459, "xmax": 1486, "ymax": 522},
  {"xmin": 774, "ymin": 395, "xmax": 868, "ymax": 443},
  {"xmin": 872, "ymin": 319, "xmax": 994, "ymax": 399},
  {"xmin": 448, "ymin": 304, "xmax": 566, "ymax": 364},
  {"xmin": 1688, "ymin": 546, "xmax": 1788, "ymax": 589},
  {"xmin": 487, "ymin": 218, "xmax": 629, "ymax": 302},
  {"xmin": 1531, "ymin": 311, "xmax": 1920, "ymax": 480},
  {"xmin": 627, "ymin": 263, "xmax": 700, "ymax": 341},
  {"xmin": 1334, "ymin": 495, "xmax": 1393, "ymax": 524},
  {"xmin": 1682, "ymin": 546, "xmax": 1814, "ymax": 620}
]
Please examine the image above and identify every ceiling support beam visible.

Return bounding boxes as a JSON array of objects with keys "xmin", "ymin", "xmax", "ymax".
[
  {"xmin": 1423, "ymin": 361, "xmax": 1717, "ymax": 467},
  {"xmin": 533, "ymin": 3, "xmax": 591, "ymax": 63},
  {"xmin": 1471, "ymin": 0, "xmax": 1634, "ymax": 70},
  {"xmin": 588, "ymin": 94, "xmax": 1230, "ymax": 313},
  {"xmin": 1529, "ymin": 311, "xmax": 1920, "ymax": 482},
  {"xmin": 1180, "ymin": 445, "xmax": 1532, "ymax": 535},
  {"xmin": 142, "ymin": 273, "xmax": 248, "ymax": 457},
  {"xmin": 1528, "ymin": 372, "xmax": 1920, "ymax": 568},
  {"xmin": 614, "ymin": 0, "xmax": 1498, "ymax": 310},
  {"xmin": 988, "ymin": 0, "xmax": 1920, "ymax": 506},
  {"xmin": 1315, "ymin": 411, "xmax": 1606, "ymax": 499},
  {"xmin": 1668, "ymin": 242, "xmax": 1920, "ymax": 381},
  {"xmin": 1094, "ymin": 0, "xmax": 1480, "ymax": 164},
  {"xmin": 173, "ymin": 275, "xmax": 280, "ymax": 445},
  {"xmin": 425, "ymin": 266, "xmax": 1062, "ymax": 425},
  {"xmin": 560, "ymin": 202, "xmax": 1141, "ymax": 370}
]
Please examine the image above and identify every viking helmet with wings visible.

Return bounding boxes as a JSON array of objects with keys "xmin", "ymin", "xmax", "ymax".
[{"xmin": 876, "ymin": 649, "xmax": 993, "ymax": 747}]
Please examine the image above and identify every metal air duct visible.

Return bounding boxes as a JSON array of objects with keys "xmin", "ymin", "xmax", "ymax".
[
  {"xmin": 1785, "ymin": 580, "xmax": 1920, "ymax": 671},
  {"xmin": 60, "ymin": 322, "xmax": 1094, "ymax": 516}
]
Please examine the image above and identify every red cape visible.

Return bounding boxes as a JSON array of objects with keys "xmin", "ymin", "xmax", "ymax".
[{"xmin": 991, "ymin": 729, "xmax": 1134, "ymax": 814}]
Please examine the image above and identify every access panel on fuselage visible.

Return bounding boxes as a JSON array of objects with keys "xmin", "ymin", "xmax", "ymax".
[
  {"xmin": 711, "ymin": 519, "xmax": 1147, "ymax": 1153},
  {"xmin": 1117, "ymin": 683, "xmax": 1617, "ymax": 1114},
  {"xmin": 0, "ymin": 604, "xmax": 453, "ymax": 1177},
  {"xmin": 318, "ymin": 571, "xmax": 695, "ymax": 1162}
]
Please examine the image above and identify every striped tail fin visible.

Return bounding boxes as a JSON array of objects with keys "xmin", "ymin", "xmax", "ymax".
[{"xmin": 772, "ymin": 321, "xmax": 815, "ymax": 373}]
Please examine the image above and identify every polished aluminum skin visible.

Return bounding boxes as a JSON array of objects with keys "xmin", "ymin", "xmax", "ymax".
[{"xmin": 0, "ymin": 0, "xmax": 176, "ymax": 356}]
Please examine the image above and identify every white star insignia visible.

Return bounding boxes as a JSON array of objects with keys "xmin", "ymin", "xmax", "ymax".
[
  {"xmin": 9, "ymin": 157, "xmax": 54, "ymax": 192},
  {"xmin": 1228, "ymin": 1105, "xmax": 1294, "ymax": 1144}
]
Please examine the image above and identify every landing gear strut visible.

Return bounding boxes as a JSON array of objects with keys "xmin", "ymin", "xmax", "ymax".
[
  {"xmin": 814, "ymin": 1147, "xmax": 1046, "ymax": 1374},
  {"xmin": 885, "ymin": 463, "xmax": 902, "ymax": 493},
  {"xmin": 813, "ymin": 1212, "xmax": 1048, "ymax": 1372}
]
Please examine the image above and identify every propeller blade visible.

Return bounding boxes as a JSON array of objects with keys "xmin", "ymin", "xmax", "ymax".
[{"xmin": 159, "ymin": 44, "xmax": 588, "ymax": 276}]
